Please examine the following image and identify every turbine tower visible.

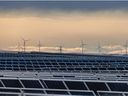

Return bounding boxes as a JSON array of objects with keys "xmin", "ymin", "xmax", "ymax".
[
  {"xmin": 80, "ymin": 40, "xmax": 86, "ymax": 54},
  {"xmin": 22, "ymin": 38, "xmax": 29, "ymax": 52},
  {"xmin": 17, "ymin": 42, "xmax": 21, "ymax": 52},
  {"xmin": 37, "ymin": 41, "xmax": 42, "ymax": 52},
  {"xmin": 59, "ymin": 46, "xmax": 63, "ymax": 53},
  {"xmin": 97, "ymin": 43, "xmax": 102, "ymax": 54},
  {"xmin": 124, "ymin": 40, "xmax": 128, "ymax": 55}
]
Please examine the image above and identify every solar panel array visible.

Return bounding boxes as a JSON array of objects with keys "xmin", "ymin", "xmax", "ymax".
[
  {"xmin": 0, "ymin": 78, "xmax": 128, "ymax": 96},
  {"xmin": 0, "ymin": 52, "xmax": 127, "ymax": 73},
  {"xmin": 0, "ymin": 52, "xmax": 128, "ymax": 96}
]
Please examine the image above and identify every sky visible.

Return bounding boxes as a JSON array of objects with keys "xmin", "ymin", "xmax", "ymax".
[{"xmin": 0, "ymin": 1, "xmax": 128, "ymax": 54}]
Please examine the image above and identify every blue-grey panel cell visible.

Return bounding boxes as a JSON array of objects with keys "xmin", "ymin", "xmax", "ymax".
[
  {"xmin": 44, "ymin": 80, "xmax": 66, "ymax": 89},
  {"xmin": 1, "ymin": 79, "xmax": 23, "ymax": 88},
  {"xmin": 0, "ymin": 67, "xmax": 5, "ymax": 70},
  {"xmin": 0, "ymin": 94, "xmax": 19, "ymax": 96},
  {"xmin": 25, "ymin": 95, "xmax": 42, "ymax": 96},
  {"xmin": 46, "ymin": 90, "xmax": 69, "ymax": 95},
  {"xmin": 0, "ymin": 81, "xmax": 4, "ymax": 87},
  {"xmin": 98, "ymin": 92, "xmax": 123, "ymax": 96},
  {"xmin": 6, "ymin": 67, "xmax": 13, "ymax": 70},
  {"xmin": 21, "ymin": 80, "xmax": 43, "ymax": 88},
  {"xmin": 13, "ymin": 67, "xmax": 20, "ymax": 71},
  {"xmin": 65, "ymin": 81, "xmax": 87, "ymax": 90},
  {"xmin": 67, "ymin": 68, "xmax": 75, "ymax": 71},
  {"xmin": 70, "ymin": 91, "xmax": 94, "ymax": 96},
  {"xmin": 59, "ymin": 68, "xmax": 67, "ymax": 71},
  {"xmin": 0, "ymin": 88, "xmax": 20, "ymax": 93},
  {"xmin": 125, "ymin": 93, "xmax": 128, "ymax": 96},
  {"xmin": 50, "ymin": 68, "xmax": 58, "ymax": 71},
  {"xmin": 86, "ymin": 82, "xmax": 109, "ymax": 91},
  {"xmin": 23, "ymin": 89, "xmax": 44, "ymax": 94},
  {"xmin": 107, "ymin": 83, "xmax": 128, "ymax": 91}
]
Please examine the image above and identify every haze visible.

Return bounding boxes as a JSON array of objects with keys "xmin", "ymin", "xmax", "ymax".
[{"xmin": 0, "ymin": 1, "xmax": 128, "ymax": 53}]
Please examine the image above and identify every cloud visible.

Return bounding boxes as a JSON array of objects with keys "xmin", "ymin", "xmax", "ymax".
[
  {"xmin": 4, "ymin": 46, "xmax": 80, "ymax": 53},
  {"xmin": 102, "ymin": 45, "xmax": 123, "ymax": 50},
  {"xmin": 0, "ymin": 2, "xmax": 128, "ymax": 51},
  {"xmin": 3, "ymin": 44, "xmax": 127, "ymax": 55},
  {"xmin": 0, "ymin": 7, "xmax": 128, "ymax": 19},
  {"xmin": 0, "ymin": 1, "xmax": 128, "ymax": 12},
  {"xmin": 3, "ymin": 45, "xmax": 90, "ymax": 54},
  {"xmin": 0, "ymin": 1, "xmax": 128, "ymax": 18},
  {"xmin": 101, "ymin": 45, "xmax": 126, "ymax": 54}
]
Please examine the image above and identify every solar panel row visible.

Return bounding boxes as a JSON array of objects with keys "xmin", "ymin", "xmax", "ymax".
[
  {"xmin": 0, "ymin": 56, "xmax": 128, "ymax": 73},
  {"xmin": 0, "ymin": 79, "xmax": 128, "ymax": 93},
  {"xmin": 1, "ymin": 92, "xmax": 128, "ymax": 96},
  {"xmin": 0, "ymin": 52, "xmax": 127, "ymax": 61},
  {"xmin": 1, "ymin": 88, "xmax": 128, "ymax": 96}
]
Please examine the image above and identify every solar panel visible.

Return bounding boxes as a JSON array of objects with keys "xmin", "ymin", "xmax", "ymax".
[
  {"xmin": 86, "ymin": 82, "xmax": 109, "ymax": 92},
  {"xmin": 23, "ymin": 89, "xmax": 44, "ymax": 94},
  {"xmin": 43, "ymin": 80, "xmax": 66, "ymax": 89},
  {"xmin": 21, "ymin": 80, "xmax": 43, "ymax": 88},
  {"xmin": 0, "ymin": 94, "xmax": 19, "ymax": 96},
  {"xmin": 65, "ymin": 81, "xmax": 87, "ymax": 90},
  {"xmin": 70, "ymin": 91, "xmax": 94, "ymax": 96},
  {"xmin": 98, "ymin": 92, "xmax": 123, "ymax": 96},
  {"xmin": 124, "ymin": 93, "xmax": 128, "ymax": 96},
  {"xmin": 0, "ymin": 81, "xmax": 4, "ymax": 87},
  {"xmin": 46, "ymin": 90, "xmax": 69, "ymax": 95},
  {"xmin": 107, "ymin": 83, "xmax": 128, "ymax": 92},
  {"xmin": 25, "ymin": 95, "xmax": 43, "ymax": 96},
  {"xmin": 1, "ymin": 79, "xmax": 23, "ymax": 88},
  {"xmin": 0, "ymin": 88, "xmax": 21, "ymax": 93}
]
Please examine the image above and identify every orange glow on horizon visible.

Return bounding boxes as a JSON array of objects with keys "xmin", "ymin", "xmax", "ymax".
[{"xmin": 0, "ymin": 10, "xmax": 128, "ymax": 49}]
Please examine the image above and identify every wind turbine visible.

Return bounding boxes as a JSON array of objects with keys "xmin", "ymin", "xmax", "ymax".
[
  {"xmin": 124, "ymin": 40, "xmax": 128, "ymax": 55},
  {"xmin": 97, "ymin": 43, "xmax": 102, "ymax": 54},
  {"xmin": 80, "ymin": 40, "xmax": 86, "ymax": 54},
  {"xmin": 17, "ymin": 42, "xmax": 21, "ymax": 52},
  {"xmin": 22, "ymin": 38, "xmax": 29, "ymax": 52},
  {"xmin": 37, "ymin": 41, "xmax": 42, "ymax": 52},
  {"xmin": 59, "ymin": 46, "xmax": 63, "ymax": 53}
]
